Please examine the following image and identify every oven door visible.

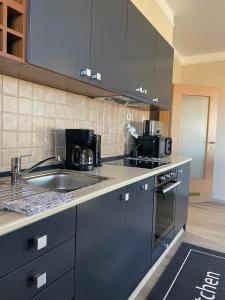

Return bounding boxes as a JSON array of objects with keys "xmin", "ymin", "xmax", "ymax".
[{"xmin": 153, "ymin": 180, "xmax": 181, "ymax": 248}]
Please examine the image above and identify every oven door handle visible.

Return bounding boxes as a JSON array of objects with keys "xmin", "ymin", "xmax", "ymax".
[{"xmin": 160, "ymin": 181, "xmax": 181, "ymax": 194}]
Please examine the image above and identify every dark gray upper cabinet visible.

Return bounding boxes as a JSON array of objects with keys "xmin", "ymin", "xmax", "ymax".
[
  {"xmin": 125, "ymin": 2, "xmax": 157, "ymax": 104},
  {"xmin": 90, "ymin": 0, "xmax": 127, "ymax": 93},
  {"xmin": 153, "ymin": 33, "xmax": 174, "ymax": 109},
  {"xmin": 27, "ymin": 0, "xmax": 92, "ymax": 82},
  {"xmin": 125, "ymin": 1, "xmax": 143, "ymax": 96},
  {"xmin": 27, "ymin": 0, "xmax": 173, "ymax": 108},
  {"xmin": 141, "ymin": 17, "xmax": 156, "ymax": 101},
  {"xmin": 175, "ymin": 162, "xmax": 191, "ymax": 235}
]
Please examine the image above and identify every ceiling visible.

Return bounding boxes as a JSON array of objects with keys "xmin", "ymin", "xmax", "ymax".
[{"xmin": 165, "ymin": 0, "xmax": 225, "ymax": 58}]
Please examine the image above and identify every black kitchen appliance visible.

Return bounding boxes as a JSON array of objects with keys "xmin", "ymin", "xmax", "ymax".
[
  {"xmin": 143, "ymin": 120, "xmax": 163, "ymax": 136},
  {"xmin": 92, "ymin": 134, "xmax": 102, "ymax": 167},
  {"xmin": 105, "ymin": 157, "xmax": 170, "ymax": 169},
  {"xmin": 65, "ymin": 129, "xmax": 101, "ymax": 171},
  {"xmin": 152, "ymin": 168, "xmax": 180, "ymax": 248},
  {"xmin": 136, "ymin": 136, "xmax": 172, "ymax": 158}
]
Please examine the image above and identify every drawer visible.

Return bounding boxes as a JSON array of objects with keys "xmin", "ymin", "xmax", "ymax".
[
  {"xmin": 0, "ymin": 207, "xmax": 76, "ymax": 278},
  {"xmin": 31, "ymin": 269, "xmax": 74, "ymax": 300},
  {"xmin": 0, "ymin": 237, "xmax": 75, "ymax": 300},
  {"xmin": 152, "ymin": 228, "xmax": 175, "ymax": 264}
]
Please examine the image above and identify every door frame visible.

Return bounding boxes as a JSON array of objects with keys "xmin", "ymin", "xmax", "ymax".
[{"xmin": 171, "ymin": 84, "xmax": 218, "ymax": 202}]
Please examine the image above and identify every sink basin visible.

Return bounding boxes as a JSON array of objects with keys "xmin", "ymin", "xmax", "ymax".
[{"xmin": 23, "ymin": 169, "xmax": 109, "ymax": 193}]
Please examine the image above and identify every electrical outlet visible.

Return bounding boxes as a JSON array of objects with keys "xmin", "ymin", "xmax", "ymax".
[
  {"xmin": 126, "ymin": 113, "xmax": 134, "ymax": 121},
  {"xmin": 126, "ymin": 113, "xmax": 131, "ymax": 121}
]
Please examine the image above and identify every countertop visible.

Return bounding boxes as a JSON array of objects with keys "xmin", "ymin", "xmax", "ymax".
[{"xmin": 0, "ymin": 156, "xmax": 191, "ymax": 236}]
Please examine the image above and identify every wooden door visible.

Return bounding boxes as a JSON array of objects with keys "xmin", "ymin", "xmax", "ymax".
[
  {"xmin": 171, "ymin": 84, "xmax": 218, "ymax": 202},
  {"xmin": 27, "ymin": 0, "xmax": 92, "ymax": 82},
  {"xmin": 90, "ymin": 0, "xmax": 127, "ymax": 93}
]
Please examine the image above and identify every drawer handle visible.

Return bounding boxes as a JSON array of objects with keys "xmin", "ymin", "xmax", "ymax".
[
  {"xmin": 141, "ymin": 183, "xmax": 149, "ymax": 191},
  {"xmin": 91, "ymin": 72, "xmax": 102, "ymax": 81},
  {"xmin": 121, "ymin": 193, "xmax": 129, "ymax": 202},
  {"xmin": 80, "ymin": 68, "xmax": 92, "ymax": 78},
  {"xmin": 34, "ymin": 235, "xmax": 47, "ymax": 251},
  {"xmin": 33, "ymin": 272, "xmax": 47, "ymax": 289}
]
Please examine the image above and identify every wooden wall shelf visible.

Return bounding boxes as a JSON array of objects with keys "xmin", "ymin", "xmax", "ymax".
[{"xmin": 0, "ymin": 0, "xmax": 25, "ymax": 61}]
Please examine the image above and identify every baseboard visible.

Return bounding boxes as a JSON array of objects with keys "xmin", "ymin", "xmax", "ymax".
[{"xmin": 128, "ymin": 229, "xmax": 184, "ymax": 300}]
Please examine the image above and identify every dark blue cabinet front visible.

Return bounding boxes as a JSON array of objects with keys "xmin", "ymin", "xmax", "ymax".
[
  {"xmin": 175, "ymin": 162, "xmax": 191, "ymax": 234},
  {"xmin": 75, "ymin": 178, "xmax": 154, "ymax": 300},
  {"xmin": 125, "ymin": 178, "xmax": 154, "ymax": 295},
  {"xmin": 75, "ymin": 187, "xmax": 127, "ymax": 300}
]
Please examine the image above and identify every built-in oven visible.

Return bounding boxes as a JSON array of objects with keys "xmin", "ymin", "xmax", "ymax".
[{"xmin": 152, "ymin": 168, "xmax": 181, "ymax": 249}]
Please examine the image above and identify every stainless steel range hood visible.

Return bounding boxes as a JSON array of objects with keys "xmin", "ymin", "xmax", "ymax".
[{"xmin": 100, "ymin": 92, "xmax": 151, "ymax": 111}]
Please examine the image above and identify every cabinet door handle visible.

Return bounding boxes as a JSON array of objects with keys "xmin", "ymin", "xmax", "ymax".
[
  {"xmin": 91, "ymin": 73, "xmax": 102, "ymax": 81},
  {"xmin": 135, "ymin": 87, "xmax": 144, "ymax": 93},
  {"xmin": 152, "ymin": 98, "xmax": 159, "ymax": 103},
  {"xmin": 178, "ymin": 168, "xmax": 183, "ymax": 174},
  {"xmin": 163, "ymin": 243, "xmax": 169, "ymax": 249},
  {"xmin": 141, "ymin": 183, "xmax": 149, "ymax": 191},
  {"xmin": 80, "ymin": 68, "xmax": 92, "ymax": 78},
  {"xmin": 33, "ymin": 272, "xmax": 47, "ymax": 289},
  {"xmin": 121, "ymin": 193, "xmax": 129, "ymax": 202},
  {"xmin": 34, "ymin": 235, "xmax": 47, "ymax": 251}
]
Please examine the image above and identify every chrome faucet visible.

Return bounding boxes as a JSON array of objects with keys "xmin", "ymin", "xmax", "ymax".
[{"xmin": 11, "ymin": 155, "xmax": 61, "ymax": 183}]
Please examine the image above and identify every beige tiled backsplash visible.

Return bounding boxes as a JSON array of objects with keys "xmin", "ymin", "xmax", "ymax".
[{"xmin": 0, "ymin": 75, "xmax": 149, "ymax": 171}]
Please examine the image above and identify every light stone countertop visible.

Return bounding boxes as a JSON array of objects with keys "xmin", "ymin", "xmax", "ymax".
[{"xmin": 0, "ymin": 156, "xmax": 192, "ymax": 236}]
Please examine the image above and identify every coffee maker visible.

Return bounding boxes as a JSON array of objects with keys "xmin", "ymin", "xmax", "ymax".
[{"xmin": 65, "ymin": 129, "xmax": 101, "ymax": 171}]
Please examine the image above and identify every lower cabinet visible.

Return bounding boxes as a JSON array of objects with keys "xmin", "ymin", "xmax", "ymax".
[
  {"xmin": 175, "ymin": 162, "xmax": 191, "ymax": 235},
  {"xmin": 152, "ymin": 228, "xmax": 175, "ymax": 265},
  {"xmin": 0, "ymin": 238, "xmax": 75, "ymax": 300},
  {"xmin": 75, "ymin": 177, "xmax": 154, "ymax": 300}
]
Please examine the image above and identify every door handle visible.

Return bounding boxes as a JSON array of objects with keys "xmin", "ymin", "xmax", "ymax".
[
  {"xmin": 135, "ymin": 87, "xmax": 144, "ymax": 94},
  {"xmin": 161, "ymin": 181, "xmax": 181, "ymax": 194},
  {"xmin": 34, "ymin": 235, "xmax": 47, "ymax": 251},
  {"xmin": 80, "ymin": 68, "xmax": 92, "ymax": 78},
  {"xmin": 208, "ymin": 141, "xmax": 216, "ymax": 144},
  {"xmin": 91, "ymin": 73, "xmax": 102, "ymax": 81},
  {"xmin": 121, "ymin": 193, "xmax": 129, "ymax": 202}
]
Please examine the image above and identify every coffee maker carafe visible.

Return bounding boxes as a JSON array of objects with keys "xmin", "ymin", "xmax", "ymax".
[
  {"xmin": 65, "ymin": 129, "xmax": 101, "ymax": 171},
  {"xmin": 72, "ymin": 145, "xmax": 94, "ymax": 171}
]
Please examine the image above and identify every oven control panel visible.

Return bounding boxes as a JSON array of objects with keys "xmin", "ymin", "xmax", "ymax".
[{"xmin": 157, "ymin": 168, "xmax": 177, "ymax": 185}]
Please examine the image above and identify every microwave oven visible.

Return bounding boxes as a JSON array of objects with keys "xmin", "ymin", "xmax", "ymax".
[{"xmin": 136, "ymin": 136, "xmax": 172, "ymax": 158}]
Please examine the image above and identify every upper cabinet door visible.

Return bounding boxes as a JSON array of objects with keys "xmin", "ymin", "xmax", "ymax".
[
  {"xmin": 90, "ymin": 0, "xmax": 127, "ymax": 93},
  {"xmin": 27, "ymin": 0, "xmax": 92, "ymax": 82},
  {"xmin": 153, "ymin": 33, "xmax": 174, "ymax": 109},
  {"xmin": 141, "ymin": 18, "xmax": 156, "ymax": 101},
  {"xmin": 125, "ymin": 1, "xmax": 143, "ymax": 96}
]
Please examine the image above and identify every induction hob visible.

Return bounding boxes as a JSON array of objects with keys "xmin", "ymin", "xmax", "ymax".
[{"xmin": 105, "ymin": 157, "xmax": 171, "ymax": 169}]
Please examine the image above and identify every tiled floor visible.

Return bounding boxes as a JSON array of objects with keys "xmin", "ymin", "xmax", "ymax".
[{"xmin": 135, "ymin": 200, "xmax": 225, "ymax": 299}]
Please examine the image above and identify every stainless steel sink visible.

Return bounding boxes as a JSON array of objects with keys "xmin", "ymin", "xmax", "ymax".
[{"xmin": 22, "ymin": 169, "xmax": 109, "ymax": 193}]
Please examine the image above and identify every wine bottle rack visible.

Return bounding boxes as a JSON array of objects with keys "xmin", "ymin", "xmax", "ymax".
[{"xmin": 0, "ymin": 0, "xmax": 26, "ymax": 61}]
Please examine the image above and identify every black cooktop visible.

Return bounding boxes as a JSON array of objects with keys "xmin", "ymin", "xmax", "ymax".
[{"xmin": 105, "ymin": 157, "xmax": 170, "ymax": 169}]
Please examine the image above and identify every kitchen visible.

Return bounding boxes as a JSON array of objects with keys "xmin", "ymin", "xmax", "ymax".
[{"xmin": 0, "ymin": 0, "xmax": 224, "ymax": 300}]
